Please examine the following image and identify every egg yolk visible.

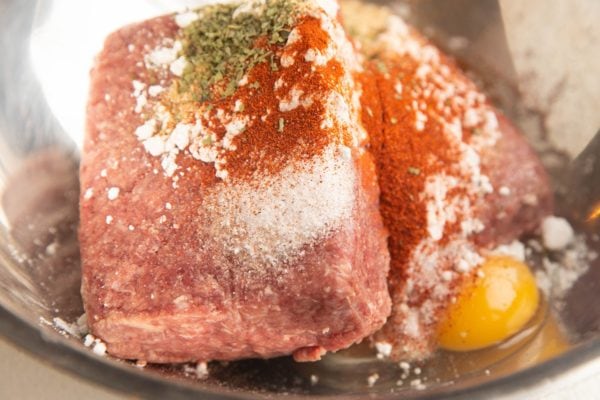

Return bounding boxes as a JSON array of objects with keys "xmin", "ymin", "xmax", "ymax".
[{"xmin": 437, "ymin": 256, "xmax": 539, "ymax": 352}]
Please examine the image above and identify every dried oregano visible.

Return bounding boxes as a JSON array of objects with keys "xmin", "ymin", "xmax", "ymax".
[{"xmin": 178, "ymin": 0, "xmax": 301, "ymax": 102}]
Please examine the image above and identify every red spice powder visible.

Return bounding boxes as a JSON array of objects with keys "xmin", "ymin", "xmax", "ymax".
[
  {"xmin": 359, "ymin": 47, "xmax": 488, "ymax": 358},
  {"xmin": 188, "ymin": 16, "xmax": 348, "ymax": 183},
  {"xmin": 360, "ymin": 55, "xmax": 459, "ymax": 288}
]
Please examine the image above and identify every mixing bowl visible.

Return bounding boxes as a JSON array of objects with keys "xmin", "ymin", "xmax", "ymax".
[{"xmin": 1, "ymin": 0, "xmax": 599, "ymax": 398}]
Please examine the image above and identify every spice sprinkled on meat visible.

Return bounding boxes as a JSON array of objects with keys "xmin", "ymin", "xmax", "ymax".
[{"xmin": 344, "ymin": 0, "xmax": 552, "ymax": 360}]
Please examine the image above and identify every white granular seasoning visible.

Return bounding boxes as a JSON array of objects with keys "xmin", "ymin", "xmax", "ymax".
[
  {"xmin": 205, "ymin": 146, "xmax": 355, "ymax": 267},
  {"xmin": 105, "ymin": 215, "xmax": 113, "ymax": 225},
  {"xmin": 45, "ymin": 240, "xmax": 58, "ymax": 254},
  {"xmin": 134, "ymin": 93, "xmax": 147, "ymax": 113},
  {"xmin": 83, "ymin": 188, "xmax": 94, "ymax": 200},
  {"xmin": 541, "ymin": 216, "xmax": 575, "ymax": 251},
  {"xmin": 76, "ymin": 314, "xmax": 89, "ymax": 336},
  {"xmin": 441, "ymin": 270, "xmax": 453, "ymax": 281},
  {"xmin": 107, "ymin": 187, "xmax": 120, "ymax": 200},
  {"xmin": 135, "ymin": 119, "xmax": 157, "ymax": 140},
  {"xmin": 175, "ymin": 11, "xmax": 199, "ymax": 28},
  {"xmin": 367, "ymin": 373, "xmax": 380, "ymax": 387},
  {"xmin": 279, "ymin": 87, "xmax": 305, "ymax": 112},
  {"xmin": 92, "ymin": 340, "xmax": 107, "ymax": 356},
  {"xmin": 133, "ymin": 4, "xmax": 364, "ymax": 182},
  {"xmin": 52, "ymin": 317, "xmax": 80, "ymax": 337},
  {"xmin": 423, "ymin": 174, "xmax": 460, "ymax": 241},
  {"xmin": 535, "ymin": 233, "xmax": 593, "ymax": 305},
  {"xmin": 148, "ymin": 85, "xmax": 164, "ymax": 97},
  {"xmin": 83, "ymin": 334, "xmax": 107, "ymax": 356},
  {"xmin": 305, "ymin": 45, "xmax": 335, "ymax": 66},
  {"xmin": 170, "ymin": 56, "xmax": 187, "ymax": 77},
  {"xmin": 168, "ymin": 123, "xmax": 193, "ymax": 151},
  {"xmin": 499, "ymin": 186, "xmax": 511, "ymax": 196},
  {"xmin": 491, "ymin": 240, "xmax": 526, "ymax": 261},
  {"xmin": 523, "ymin": 194, "xmax": 539, "ymax": 206},
  {"xmin": 375, "ymin": 342, "xmax": 393, "ymax": 358},
  {"xmin": 222, "ymin": 116, "xmax": 248, "ymax": 150},
  {"xmin": 394, "ymin": 81, "xmax": 403, "ymax": 96},
  {"xmin": 196, "ymin": 362, "xmax": 209, "ymax": 379},
  {"xmin": 83, "ymin": 334, "xmax": 94, "ymax": 347},
  {"xmin": 146, "ymin": 41, "xmax": 181, "ymax": 67},
  {"xmin": 315, "ymin": 0, "xmax": 339, "ymax": 17},
  {"xmin": 280, "ymin": 54, "xmax": 295, "ymax": 67}
]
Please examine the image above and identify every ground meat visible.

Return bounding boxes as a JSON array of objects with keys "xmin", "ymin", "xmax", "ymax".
[
  {"xmin": 356, "ymin": 14, "xmax": 553, "ymax": 359},
  {"xmin": 474, "ymin": 114, "xmax": 553, "ymax": 246},
  {"xmin": 80, "ymin": 7, "xmax": 390, "ymax": 363}
]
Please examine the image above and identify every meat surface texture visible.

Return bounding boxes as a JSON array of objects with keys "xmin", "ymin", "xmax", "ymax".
[{"xmin": 80, "ymin": 1, "xmax": 391, "ymax": 363}]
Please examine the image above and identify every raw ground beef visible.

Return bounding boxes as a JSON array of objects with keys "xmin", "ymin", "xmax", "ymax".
[{"xmin": 80, "ymin": 5, "xmax": 391, "ymax": 363}]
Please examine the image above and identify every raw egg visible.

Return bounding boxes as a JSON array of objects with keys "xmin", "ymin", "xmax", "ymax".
[{"xmin": 437, "ymin": 256, "xmax": 539, "ymax": 351}]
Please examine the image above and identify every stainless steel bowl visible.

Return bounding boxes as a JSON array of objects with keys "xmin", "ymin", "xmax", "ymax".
[{"xmin": 1, "ymin": 0, "xmax": 599, "ymax": 398}]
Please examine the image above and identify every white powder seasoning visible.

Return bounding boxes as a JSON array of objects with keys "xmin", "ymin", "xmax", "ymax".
[
  {"xmin": 541, "ymin": 216, "xmax": 574, "ymax": 251},
  {"xmin": 107, "ymin": 187, "xmax": 120, "ymax": 200},
  {"xmin": 83, "ymin": 334, "xmax": 107, "ymax": 356},
  {"xmin": 205, "ymin": 146, "xmax": 355, "ymax": 268},
  {"xmin": 535, "ymin": 232, "xmax": 594, "ymax": 305},
  {"xmin": 367, "ymin": 373, "xmax": 380, "ymax": 387}
]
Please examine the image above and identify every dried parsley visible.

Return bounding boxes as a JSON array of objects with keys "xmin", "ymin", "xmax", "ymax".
[{"xmin": 179, "ymin": 0, "xmax": 300, "ymax": 101}]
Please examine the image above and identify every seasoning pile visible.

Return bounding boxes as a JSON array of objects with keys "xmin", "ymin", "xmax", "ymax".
[{"xmin": 79, "ymin": 0, "xmax": 574, "ymax": 368}]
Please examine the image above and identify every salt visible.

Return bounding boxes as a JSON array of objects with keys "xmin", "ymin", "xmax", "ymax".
[
  {"xmin": 170, "ymin": 56, "xmax": 187, "ymax": 77},
  {"xmin": 196, "ymin": 362, "xmax": 209, "ymax": 379},
  {"xmin": 107, "ymin": 187, "xmax": 120, "ymax": 200},
  {"xmin": 375, "ymin": 342, "xmax": 393, "ymax": 358},
  {"xmin": 367, "ymin": 373, "xmax": 379, "ymax": 387},
  {"xmin": 491, "ymin": 240, "xmax": 526, "ymax": 262},
  {"xmin": 541, "ymin": 216, "xmax": 574, "ymax": 251},
  {"xmin": 175, "ymin": 11, "xmax": 199, "ymax": 28},
  {"xmin": 205, "ymin": 145, "xmax": 355, "ymax": 268},
  {"xmin": 499, "ymin": 186, "xmax": 511, "ymax": 196}
]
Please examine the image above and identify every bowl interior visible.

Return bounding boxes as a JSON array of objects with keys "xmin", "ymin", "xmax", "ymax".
[{"xmin": 0, "ymin": 0, "xmax": 598, "ymax": 398}]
